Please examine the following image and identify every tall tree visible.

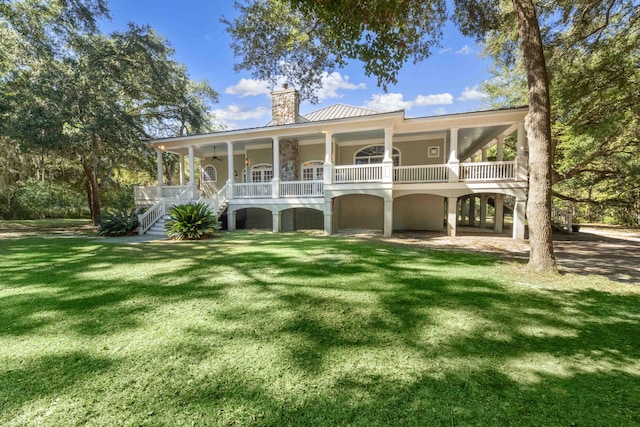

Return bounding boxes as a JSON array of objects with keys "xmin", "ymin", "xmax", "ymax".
[
  {"xmin": 2, "ymin": 2, "xmax": 220, "ymax": 223},
  {"xmin": 481, "ymin": 1, "xmax": 640, "ymax": 225},
  {"xmin": 226, "ymin": 0, "xmax": 561, "ymax": 271}
]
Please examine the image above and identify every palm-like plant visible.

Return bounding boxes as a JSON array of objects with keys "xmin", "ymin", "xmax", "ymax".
[
  {"xmin": 166, "ymin": 202, "xmax": 221, "ymax": 240},
  {"xmin": 97, "ymin": 208, "xmax": 140, "ymax": 236}
]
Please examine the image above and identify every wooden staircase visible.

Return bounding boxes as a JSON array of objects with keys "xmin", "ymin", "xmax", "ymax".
[{"xmin": 146, "ymin": 214, "xmax": 170, "ymax": 237}]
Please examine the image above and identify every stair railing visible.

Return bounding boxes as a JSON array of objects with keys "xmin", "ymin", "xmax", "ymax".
[
  {"xmin": 138, "ymin": 198, "xmax": 166, "ymax": 235},
  {"xmin": 176, "ymin": 182, "xmax": 196, "ymax": 203},
  {"xmin": 216, "ymin": 183, "xmax": 228, "ymax": 212},
  {"xmin": 551, "ymin": 205, "xmax": 573, "ymax": 231}
]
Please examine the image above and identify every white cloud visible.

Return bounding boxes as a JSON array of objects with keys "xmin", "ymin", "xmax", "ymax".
[
  {"xmin": 458, "ymin": 86, "xmax": 488, "ymax": 102},
  {"xmin": 224, "ymin": 78, "xmax": 271, "ymax": 97},
  {"xmin": 438, "ymin": 47, "xmax": 453, "ymax": 54},
  {"xmin": 414, "ymin": 93, "xmax": 453, "ymax": 106},
  {"xmin": 364, "ymin": 92, "xmax": 454, "ymax": 111},
  {"xmin": 213, "ymin": 104, "xmax": 269, "ymax": 123},
  {"xmin": 317, "ymin": 72, "xmax": 366, "ymax": 100},
  {"xmin": 456, "ymin": 45, "xmax": 474, "ymax": 55},
  {"xmin": 364, "ymin": 93, "xmax": 412, "ymax": 111},
  {"xmin": 434, "ymin": 107, "xmax": 448, "ymax": 115}
]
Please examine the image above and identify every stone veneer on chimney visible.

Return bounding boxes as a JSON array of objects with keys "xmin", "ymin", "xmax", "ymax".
[
  {"xmin": 271, "ymin": 85, "xmax": 300, "ymax": 181},
  {"xmin": 271, "ymin": 84, "xmax": 300, "ymax": 126}
]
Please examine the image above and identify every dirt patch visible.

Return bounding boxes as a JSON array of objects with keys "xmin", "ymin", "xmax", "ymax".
[{"xmin": 338, "ymin": 226, "xmax": 640, "ymax": 285}]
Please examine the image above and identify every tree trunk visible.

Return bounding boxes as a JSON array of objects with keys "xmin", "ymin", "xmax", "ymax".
[
  {"xmin": 81, "ymin": 133, "xmax": 102, "ymax": 225},
  {"xmin": 512, "ymin": 0, "xmax": 557, "ymax": 272}
]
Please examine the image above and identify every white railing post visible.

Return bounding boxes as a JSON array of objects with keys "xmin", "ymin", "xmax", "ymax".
[{"xmin": 448, "ymin": 161, "xmax": 460, "ymax": 183}]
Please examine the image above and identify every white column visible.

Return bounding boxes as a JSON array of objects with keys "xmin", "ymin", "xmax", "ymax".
[
  {"xmin": 513, "ymin": 197, "xmax": 526, "ymax": 239},
  {"xmin": 188, "ymin": 146, "xmax": 195, "ymax": 198},
  {"xmin": 448, "ymin": 128, "xmax": 460, "ymax": 182},
  {"xmin": 226, "ymin": 141, "xmax": 234, "ymax": 198},
  {"xmin": 272, "ymin": 137, "xmax": 280, "ymax": 198},
  {"xmin": 447, "ymin": 197, "xmax": 458, "ymax": 237},
  {"xmin": 494, "ymin": 194, "xmax": 504, "ymax": 233},
  {"xmin": 469, "ymin": 195, "xmax": 476, "ymax": 227},
  {"xmin": 480, "ymin": 149, "xmax": 488, "ymax": 229},
  {"xmin": 272, "ymin": 211, "xmax": 280, "ymax": 233},
  {"xmin": 323, "ymin": 131, "xmax": 333, "ymax": 185},
  {"xmin": 227, "ymin": 209, "xmax": 236, "ymax": 231},
  {"xmin": 156, "ymin": 149, "xmax": 163, "ymax": 187},
  {"xmin": 516, "ymin": 123, "xmax": 527, "ymax": 180},
  {"xmin": 179, "ymin": 154, "xmax": 185, "ymax": 185},
  {"xmin": 323, "ymin": 199, "xmax": 333, "ymax": 235},
  {"xmin": 383, "ymin": 127, "xmax": 393, "ymax": 161},
  {"xmin": 496, "ymin": 136, "xmax": 505, "ymax": 161},
  {"xmin": 480, "ymin": 195, "xmax": 487, "ymax": 228},
  {"xmin": 382, "ymin": 127, "xmax": 393, "ymax": 183},
  {"xmin": 383, "ymin": 198, "xmax": 393, "ymax": 238}
]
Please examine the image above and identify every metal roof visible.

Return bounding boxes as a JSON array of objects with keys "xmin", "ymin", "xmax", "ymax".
[{"xmin": 302, "ymin": 104, "xmax": 381, "ymax": 122}]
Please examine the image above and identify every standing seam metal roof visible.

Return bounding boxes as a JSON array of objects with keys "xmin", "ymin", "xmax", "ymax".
[{"xmin": 301, "ymin": 104, "xmax": 381, "ymax": 122}]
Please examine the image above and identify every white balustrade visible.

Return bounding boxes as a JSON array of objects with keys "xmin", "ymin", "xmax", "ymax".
[
  {"xmin": 161, "ymin": 185, "xmax": 189, "ymax": 199},
  {"xmin": 138, "ymin": 198, "xmax": 165, "ymax": 235},
  {"xmin": 333, "ymin": 164, "xmax": 383, "ymax": 183},
  {"xmin": 459, "ymin": 161, "xmax": 516, "ymax": 181},
  {"xmin": 233, "ymin": 182, "xmax": 272, "ymax": 198},
  {"xmin": 134, "ymin": 186, "xmax": 159, "ymax": 203},
  {"xmin": 280, "ymin": 181, "xmax": 324, "ymax": 197},
  {"xmin": 393, "ymin": 165, "xmax": 449, "ymax": 183}
]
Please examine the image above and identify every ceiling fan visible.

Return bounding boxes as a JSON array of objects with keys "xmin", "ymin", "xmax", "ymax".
[{"xmin": 211, "ymin": 146, "xmax": 223, "ymax": 161}]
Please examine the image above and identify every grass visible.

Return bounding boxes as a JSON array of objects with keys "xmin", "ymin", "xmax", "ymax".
[{"xmin": 1, "ymin": 229, "xmax": 639, "ymax": 426}]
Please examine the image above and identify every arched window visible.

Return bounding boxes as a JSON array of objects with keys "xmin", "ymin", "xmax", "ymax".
[
  {"xmin": 250, "ymin": 164, "xmax": 273, "ymax": 182},
  {"xmin": 354, "ymin": 145, "xmax": 400, "ymax": 166},
  {"xmin": 202, "ymin": 165, "xmax": 217, "ymax": 182},
  {"xmin": 302, "ymin": 160, "xmax": 324, "ymax": 181}
]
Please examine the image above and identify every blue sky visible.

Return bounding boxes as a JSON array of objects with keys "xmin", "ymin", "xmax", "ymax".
[{"xmin": 100, "ymin": 0, "xmax": 493, "ymax": 129}]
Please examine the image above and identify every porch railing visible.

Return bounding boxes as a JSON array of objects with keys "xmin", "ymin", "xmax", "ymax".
[
  {"xmin": 233, "ymin": 182, "xmax": 272, "ymax": 198},
  {"xmin": 393, "ymin": 165, "xmax": 449, "ymax": 183},
  {"xmin": 175, "ymin": 182, "xmax": 196, "ymax": 202},
  {"xmin": 280, "ymin": 180, "xmax": 324, "ymax": 197},
  {"xmin": 334, "ymin": 164, "xmax": 383, "ymax": 183},
  {"xmin": 161, "ymin": 185, "xmax": 189, "ymax": 199},
  {"xmin": 138, "ymin": 198, "xmax": 165, "ymax": 235},
  {"xmin": 134, "ymin": 186, "xmax": 159, "ymax": 204},
  {"xmin": 459, "ymin": 161, "xmax": 516, "ymax": 181}
]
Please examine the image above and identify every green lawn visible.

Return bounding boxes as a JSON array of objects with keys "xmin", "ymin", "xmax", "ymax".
[{"xmin": 1, "ymin": 231, "xmax": 639, "ymax": 426}]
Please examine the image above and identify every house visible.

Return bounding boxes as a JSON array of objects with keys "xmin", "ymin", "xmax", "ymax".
[{"xmin": 135, "ymin": 85, "xmax": 529, "ymax": 239}]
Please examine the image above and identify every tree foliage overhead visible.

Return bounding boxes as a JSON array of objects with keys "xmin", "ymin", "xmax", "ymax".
[{"xmin": 224, "ymin": 0, "xmax": 447, "ymax": 102}]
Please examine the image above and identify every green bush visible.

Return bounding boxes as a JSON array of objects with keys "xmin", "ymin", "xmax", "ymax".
[
  {"xmin": 166, "ymin": 202, "xmax": 220, "ymax": 240},
  {"xmin": 4, "ymin": 179, "xmax": 89, "ymax": 220},
  {"xmin": 97, "ymin": 208, "xmax": 140, "ymax": 236}
]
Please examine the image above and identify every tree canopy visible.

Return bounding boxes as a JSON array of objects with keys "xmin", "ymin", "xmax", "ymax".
[{"xmin": 0, "ymin": 0, "xmax": 219, "ymax": 223}]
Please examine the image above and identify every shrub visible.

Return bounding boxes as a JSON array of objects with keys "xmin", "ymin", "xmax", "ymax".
[
  {"xmin": 97, "ymin": 208, "xmax": 140, "ymax": 236},
  {"xmin": 7, "ymin": 179, "xmax": 89, "ymax": 219},
  {"xmin": 166, "ymin": 202, "xmax": 220, "ymax": 240}
]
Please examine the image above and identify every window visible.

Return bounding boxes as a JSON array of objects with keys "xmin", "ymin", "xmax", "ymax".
[
  {"xmin": 302, "ymin": 160, "xmax": 324, "ymax": 181},
  {"xmin": 250, "ymin": 164, "xmax": 273, "ymax": 182},
  {"xmin": 202, "ymin": 165, "xmax": 217, "ymax": 182},
  {"xmin": 354, "ymin": 145, "xmax": 400, "ymax": 166}
]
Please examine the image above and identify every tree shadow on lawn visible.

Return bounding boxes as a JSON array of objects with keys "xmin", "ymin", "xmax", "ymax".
[{"xmin": 1, "ymin": 233, "xmax": 639, "ymax": 424}]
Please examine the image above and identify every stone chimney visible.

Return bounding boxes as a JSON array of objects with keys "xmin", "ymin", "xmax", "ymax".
[{"xmin": 271, "ymin": 84, "xmax": 300, "ymax": 126}]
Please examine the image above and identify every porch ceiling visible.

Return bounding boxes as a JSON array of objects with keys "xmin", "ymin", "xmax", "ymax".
[{"xmin": 458, "ymin": 125, "xmax": 511, "ymax": 160}]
